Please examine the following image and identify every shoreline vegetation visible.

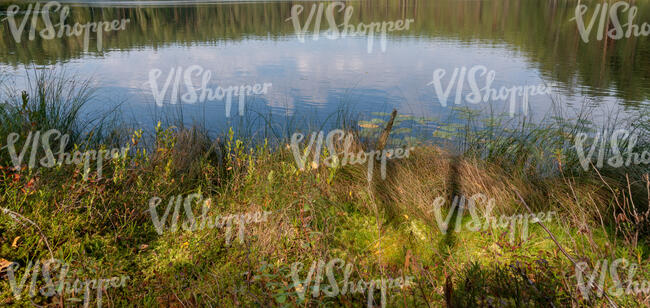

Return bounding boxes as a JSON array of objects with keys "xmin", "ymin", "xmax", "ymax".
[{"xmin": 0, "ymin": 71, "xmax": 649, "ymax": 307}]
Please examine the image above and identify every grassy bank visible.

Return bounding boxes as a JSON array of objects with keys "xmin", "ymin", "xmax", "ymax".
[{"xmin": 0, "ymin": 73, "xmax": 649, "ymax": 307}]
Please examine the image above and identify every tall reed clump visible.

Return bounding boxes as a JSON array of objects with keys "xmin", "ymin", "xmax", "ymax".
[
  {"xmin": 441, "ymin": 102, "xmax": 648, "ymax": 223},
  {"xmin": 0, "ymin": 69, "xmax": 97, "ymax": 165},
  {"xmin": 0, "ymin": 69, "xmax": 94, "ymax": 137}
]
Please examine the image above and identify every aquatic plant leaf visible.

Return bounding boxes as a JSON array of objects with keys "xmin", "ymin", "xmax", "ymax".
[
  {"xmin": 359, "ymin": 121, "xmax": 379, "ymax": 128},
  {"xmin": 392, "ymin": 127, "xmax": 412, "ymax": 134}
]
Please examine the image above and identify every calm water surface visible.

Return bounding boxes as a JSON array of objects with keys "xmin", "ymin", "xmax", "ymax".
[{"xmin": 1, "ymin": 0, "xmax": 649, "ymax": 136}]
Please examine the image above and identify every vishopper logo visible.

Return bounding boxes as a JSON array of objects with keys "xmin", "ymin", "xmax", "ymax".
[
  {"xmin": 0, "ymin": 129, "xmax": 128, "ymax": 180},
  {"xmin": 5, "ymin": 258, "xmax": 129, "ymax": 306},
  {"xmin": 2, "ymin": 1, "xmax": 130, "ymax": 51},
  {"xmin": 572, "ymin": 2, "xmax": 650, "ymax": 43},
  {"xmin": 145, "ymin": 65, "xmax": 272, "ymax": 117},
  {"xmin": 286, "ymin": 2, "xmax": 414, "ymax": 53},
  {"xmin": 289, "ymin": 258, "xmax": 414, "ymax": 308},
  {"xmin": 574, "ymin": 129, "xmax": 649, "ymax": 171},
  {"xmin": 576, "ymin": 258, "xmax": 650, "ymax": 300},
  {"xmin": 290, "ymin": 129, "xmax": 414, "ymax": 182},
  {"xmin": 148, "ymin": 193, "xmax": 271, "ymax": 245},
  {"xmin": 427, "ymin": 65, "xmax": 554, "ymax": 117},
  {"xmin": 427, "ymin": 193, "xmax": 555, "ymax": 244}
]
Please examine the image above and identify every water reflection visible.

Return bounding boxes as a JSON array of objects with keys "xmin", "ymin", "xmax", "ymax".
[{"xmin": 0, "ymin": 0, "xmax": 648, "ymax": 132}]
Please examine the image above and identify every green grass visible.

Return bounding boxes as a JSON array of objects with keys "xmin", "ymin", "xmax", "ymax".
[{"xmin": 0, "ymin": 74, "xmax": 649, "ymax": 307}]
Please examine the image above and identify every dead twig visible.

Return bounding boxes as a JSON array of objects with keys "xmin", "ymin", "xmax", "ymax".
[
  {"xmin": 1, "ymin": 207, "xmax": 54, "ymax": 260},
  {"xmin": 513, "ymin": 190, "xmax": 618, "ymax": 308}
]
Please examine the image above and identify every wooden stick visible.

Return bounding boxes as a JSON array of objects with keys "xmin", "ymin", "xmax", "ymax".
[
  {"xmin": 1, "ymin": 207, "xmax": 54, "ymax": 260},
  {"xmin": 376, "ymin": 109, "xmax": 398, "ymax": 152},
  {"xmin": 513, "ymin": 190, "xmax": 618, "ymax": 308}
]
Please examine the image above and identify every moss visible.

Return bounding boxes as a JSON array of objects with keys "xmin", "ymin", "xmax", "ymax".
[{"xmin": 0, "ymin": 121, "xmax": 648, "ymax": 307}]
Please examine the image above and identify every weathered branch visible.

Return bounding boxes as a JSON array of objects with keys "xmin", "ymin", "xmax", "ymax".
[
  {"xmin": 513, "ymin": 190, "xmax": 618, "ymax": 308},
  {"xmin": 377, "ymin": 109, "xmax": 398, "ymax": 152},
  {"xmin": 1, "ymin": 207, "xmax": 54, "ymax": 260}
]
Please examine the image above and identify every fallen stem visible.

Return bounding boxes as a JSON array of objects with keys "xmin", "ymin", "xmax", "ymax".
[
  {"xmin": 513, "ymin": 189, "xmax": 618, "ymax": 308},
  {"xmin": 1, "ymin": 207, "xmax": 54, "ymax": 260}
]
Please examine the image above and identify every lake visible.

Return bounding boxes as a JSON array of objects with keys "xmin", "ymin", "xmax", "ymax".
[{"xmin": 1, "ymin": 0, "xmax": 649, "ymax": 139}]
